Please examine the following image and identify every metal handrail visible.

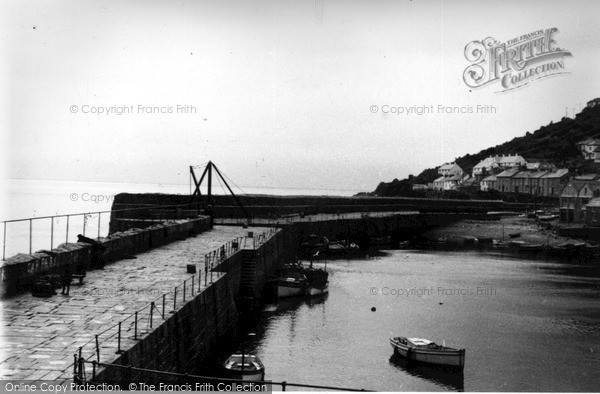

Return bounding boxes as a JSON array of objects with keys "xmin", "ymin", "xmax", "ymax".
[
  {"xmin": 77, "ymin": 229, "xmax": 279, "ymax": 365},
  {"xmin": 1, "ymin": 202, "xmax": 203, "ymax": 260}
]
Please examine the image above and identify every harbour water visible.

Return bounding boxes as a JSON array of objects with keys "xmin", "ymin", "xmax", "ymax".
[{"xmin": 243, "ymin": 250, "xmax": 600, "ymax": 391}]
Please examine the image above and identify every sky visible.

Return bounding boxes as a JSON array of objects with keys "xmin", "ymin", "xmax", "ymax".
[{"xmin": 2, "ymin": 0, "xmax": 600, "ymax": 194}]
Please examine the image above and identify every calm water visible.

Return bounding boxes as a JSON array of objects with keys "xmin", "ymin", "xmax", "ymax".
[{"xmin": 244, "ymin": 250, "xmax": 600, "ymax": 391}]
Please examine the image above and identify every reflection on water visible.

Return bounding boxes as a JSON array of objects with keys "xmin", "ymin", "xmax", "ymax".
[
  {"xmin": 388, "ymin": 353, "xmax": 464, "ymax": 391},
  {"xmin": 246, "ymin": 251, "xmax": 600, "ymax": 391}
]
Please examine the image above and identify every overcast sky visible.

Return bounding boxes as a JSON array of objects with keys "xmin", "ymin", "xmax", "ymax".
[{"xmin": 2, "ymin": 0, "xmax": 600, "ymax": 193}]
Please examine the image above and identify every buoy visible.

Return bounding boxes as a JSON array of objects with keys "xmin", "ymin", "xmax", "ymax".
[{"xmin": 371, "ymin": 307, "xmax": 376, "ymax": 312}]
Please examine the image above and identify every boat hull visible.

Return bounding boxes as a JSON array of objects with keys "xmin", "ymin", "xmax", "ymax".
[
  {"xmin": 390, "ymin": 338, "xmax": 465, "ymax": 369},
  {"xmin": 277, "ymin": 283, "xmax": 305, "ymax": 298},
  {"xmin": 307, "ymin": 284, "xmax": 328, "ymax": 297},
  {"xmin": 224, "ymin": 370, "xmax": 265, "ymax": 382}
]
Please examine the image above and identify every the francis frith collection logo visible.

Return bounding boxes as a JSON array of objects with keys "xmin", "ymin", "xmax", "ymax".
[{"xmin": 463, "ymin": 28, "xmax": 572, "ymax": 92}]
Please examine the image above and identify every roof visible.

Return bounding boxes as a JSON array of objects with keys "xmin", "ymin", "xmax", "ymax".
[
  {"xmin": 497, "ymin": 155, "xmax": 524, "ymax": 164},
  {"xmin": 529, "ymin": 171, "xmax": 548, "ymax": 178},
  {"xmin": 445, "ymin": 174, "xmax": 462, "ymax": 181},
  {"xmin": 541, "ymin": 169, "xmax": 569, "ymax": 178},
  {"xmin": 473, "ymin": 157, "xmax": 498, "ymax": 169},
  {"xmin": 577, "ymin": 138, "xmax": 600, "ymax": 146},
  {"xmin": 561, "ymin": 183, "xmax": 580, "ymax": 197},
  {"xmin": 587, "ymin": 198, "xmax": 600, "ymax": 208},
  {"xmin": 433, "ymin": 176, "xmax": 446, "ymax": 183},
  {"xmin": 496, "ymin": 168, "xmax": 521, "ymax": 178},
  {"xmin": 512, "ymin": 171, "xmax": 534, "ymax": 179},
  {"xmin": 481, "ymin": 175, "xmax": 497, "ymax": 182},
  {"xmin": 439, "ymin": 162, "xmax": 461, "ymax": 171},
  {"xmin": 474, "ymin": 155, "xmax": 524, "ymax": 169},
  {"xmin": 574, "ymin": 174, "xmax": 599, "ymax": 181}
]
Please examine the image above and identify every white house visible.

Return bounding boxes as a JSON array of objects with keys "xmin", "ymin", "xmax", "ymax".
[
  {"xmin": 576, "ymin": 138, "xmax": 600, "ymax": 160},
  {"xmin": 438, "ymin": 162, "xmax": 463, "ymax": 177},
  {"xmin": 472, "ymin": 154, "xmax": 525, "ymax": 178}
]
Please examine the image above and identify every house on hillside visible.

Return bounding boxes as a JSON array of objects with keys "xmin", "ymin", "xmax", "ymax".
[
  {"xmin": 431, "ymin": 163, "xmax": 464, "ymax": 190},
  {"xmin": 438, "ymin": 163, "xmax": 463, "ymax": 177},
  {"xmin": 576, "ymin": 139, "xmax": 600, "ymax": 160},
  {"xmin": 472, "ymin": 154, "xmax": 526, "ymax": 179},
  {"xmin": 496, "ymin": 168, "xmax": 521, "ymax": 193},
  {"xmin": 525, "ymin": 159, "xmax": 557, "ymax": 171},
  {"xmin": 480, "ymin": 175, "xmax": 497, "ymax": 192},
  {"xmin": 497, "ymin": 154, "xmax": 526, "ymax": 169},
  {"xmin": 539, "ymin": 169, "xmax": 569, "ymax": 197}
]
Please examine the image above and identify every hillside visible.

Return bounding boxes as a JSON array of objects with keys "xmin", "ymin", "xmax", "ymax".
[{"xmin": 372, "ymin": 102, "xmax": 600, "ymax": 197}]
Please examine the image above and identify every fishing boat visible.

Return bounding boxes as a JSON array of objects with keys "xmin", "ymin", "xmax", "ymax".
[
  {"xmin": 303, "ymin": 260, "xmax": 329, "ymax": 297},
  {"xmin": 390, "ymin": 337, "xmax": 465, "ymax": 369},
  {"xmin": 223, "ymin": 354, "xmax": 265, "ymax": 382},
  {"xmin": 463, "ymin": 236, "xmax": 478, "ymax": 244},
  {"xmin": 277, "ymin": 270, "xmax": 308, "ymax": 298}
]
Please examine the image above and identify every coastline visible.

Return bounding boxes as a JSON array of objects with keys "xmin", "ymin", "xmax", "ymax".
[{"xmin": 420, "ymin": 216, "xmax": 587, "ymax": 246}]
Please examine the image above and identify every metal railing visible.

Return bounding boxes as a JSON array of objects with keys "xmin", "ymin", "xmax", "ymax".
[
  {"xmin": 1, "ymin": 202, "xmax": 203, "ymax": 261},
  {"xmin": 76, "ymin": 274, "xmax": 202, "ymax": 364},
  {"xmin": 75, "ymin": 360, "xmax": 371, "ymax": 391},
  {"xmin": 75, "ymin": 229, "xmax": 280, "ymax": 366}
]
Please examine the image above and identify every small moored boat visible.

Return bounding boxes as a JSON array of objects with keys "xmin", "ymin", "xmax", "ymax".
[
  {"xmin": 277, "ymin": 271, "xmax": 308, "ymax": 298},
  {"xmin": 223, "ymin": 354, "xmax": 265, "ymax": 382},
  {"xmin": 390, "ymin": 337, "xmax": 465, "ymax": 369}
]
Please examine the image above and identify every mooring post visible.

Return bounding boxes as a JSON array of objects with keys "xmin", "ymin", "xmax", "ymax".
[
  {"xmin": 92, "ymin": 360, "xmax": 96, "ymax": 380},
  {"xmin": 116, "ymin": 322, "xmax": 123, "ymax": 354},
  {"xmin": 281, "ymin": 381, "xmax": 287, "ymax": 391},
  {"xmin": 183, "ymin": 281, "xmax": 186, "ymax": 303},
  {"xmin": 95, "ymin": 335, "xmax": 100, "ymax": 362},
  {"xmin": 162, "ymin": 294, "xmax": 166, "ymax": 318},
  {"xmin": 173, "ymin": 287, "xmax": 177, "ymax": 311},
  {"xmin": 134, "ymin": 312, "xmax": 138, "ymax": 340},
  {"xmin": 72, "ymin": 354, "xmax": 77, "ymax": 382},
  {"xmin": 150, "ymin": 302, "xmax": 154, "ymax": 329},
  {"xmin": 192, "ymin": 275, "xmax": 195, "ymax": 297}
]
